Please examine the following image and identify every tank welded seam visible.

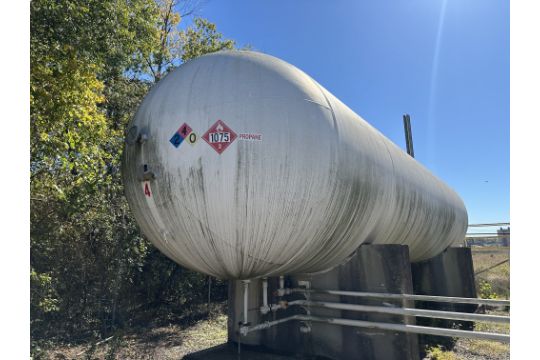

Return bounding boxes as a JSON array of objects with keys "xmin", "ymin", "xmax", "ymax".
[
  {"xmin": 380, "ymin": 136, "xmax": 397, "ymax": 184},
  {"xmin": 270, "ymin": 105, "xmax": 328, "ymax": 273},
  {"xmin": 307, "ymin": 79, "xmax": 348, "ymax": 260},
  {"xmin": 267, "ymin": 82, "xmax": 340, "ymax": 275},
  {"xmin": 303, "ymin": 98, "xmax": 330, "ymax": 110},
  {"xmin": 262, "ymin": 110, "xmax": 314, "ymax": 274},
  {"xmin": 374, "ymin": 135, "xmax": 400, "ymax": 247},
  {"xmin": 309, "ymin": 81, "xmax": 338, "ymax": 132},
  {"xmin": 305, "ymin": 82, "xmax": 391, "ymax": 270}
]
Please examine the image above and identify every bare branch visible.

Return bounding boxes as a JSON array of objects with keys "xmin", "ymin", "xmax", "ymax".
[
  {"xmin": 145, "ymin": 57, "xmax": 158, "ymax": 81},
  {"xmin": 178, "ymin": 0, "xmax": 207, "ymax": 18}
]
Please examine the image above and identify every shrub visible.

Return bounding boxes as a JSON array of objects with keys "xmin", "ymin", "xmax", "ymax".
[{"xmin": 425, "ymin": 345, "xmax": 458, "ymax": 360}]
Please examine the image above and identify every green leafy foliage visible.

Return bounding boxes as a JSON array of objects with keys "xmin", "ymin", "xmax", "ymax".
[
  {"xmin": 478, "ymin": 279, "xmax": 498, "ymax": 299},
  {"xmin": 180, "ymin": 18, "xmax": 236, "ymax": 63},
  {"xmin": 30, "ymin": 0, "xmax": 236, "ymax": 351},
  {"xmin": 425, "ymin": 345, "xmax": 458, "ymax": 360}
]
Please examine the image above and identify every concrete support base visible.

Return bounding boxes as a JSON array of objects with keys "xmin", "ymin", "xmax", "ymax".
[
  {"xmin": 411, "ymin": 247, "xmax": 478, "ymax": 352},
  {"xmin": 226, "ymin": 246, "xmax": 477, "ymax": 359},
  {"xmin": 228, "ymin": 245, "xmax": 419, "ymax": 360}
]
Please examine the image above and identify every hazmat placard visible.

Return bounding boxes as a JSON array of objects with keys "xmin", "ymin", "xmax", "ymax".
[
  {"xmin": 169, "ymin": 122, "xmax": 193, "ymax": 148},
  {"xmin": 202, "ymin": 120, "xmax": 237, "ymax": 154}
]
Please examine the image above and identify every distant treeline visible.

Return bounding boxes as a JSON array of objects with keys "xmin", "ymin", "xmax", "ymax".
[{"xmin": 30, "ymin": 0, "xmax": 236, "ymax": 349}]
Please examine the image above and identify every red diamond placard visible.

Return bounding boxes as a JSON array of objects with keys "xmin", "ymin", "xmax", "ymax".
[{"xmin": 202, "ymin": 120, "xmax": 237, "ymax": 154}]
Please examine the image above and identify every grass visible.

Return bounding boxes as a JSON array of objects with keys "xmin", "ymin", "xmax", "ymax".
[
  {"xmin": 174, "ymin": 313, "xmax": 227, "ymax": 352},
  {"xmin": 453, "ymin": 314, "xmax": 510, "ymax": 359},
  {"xmin": 425, "ymin": 345, "xmax": 459, "ymax": 360},
  {"xmin": 43, "ymin": 312, "xmax": 227, "ymax": 359},
  {"xmin": 449, "ymin": 246, "xmax": 510, "ymax": 360},
  {"xmin": 458, "ymin": 338, "xmax": 509, "ymax": 358},
  {"xmin": 471, "ymin": 246, "xmax": 510, "ymax": 299}
]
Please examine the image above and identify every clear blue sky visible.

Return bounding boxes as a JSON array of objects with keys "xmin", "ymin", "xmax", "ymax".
[{"xmin": 181, "ymin": 0, "xmax": 509, "ymax": 225}]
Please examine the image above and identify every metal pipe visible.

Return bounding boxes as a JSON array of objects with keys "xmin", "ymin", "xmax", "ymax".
[
  {"xmin": 290, "ymin": 288, "xmax": 510, "ymax": 306},
  {"xmin": 239, "ymin": 314, "xmax": 509, "ymax": 343},
  {"xmin": 276, "ymin": 276, "xmax": 290, "ymax": 297},
  {"xmin": 242, "ymin": 280, "xmax": 250, "ymax": 325},
  {"xmin": 263, "ymin": 278, "xmax": 268, "ymax": 307},
  {"xmin": 296, "ymin": 315, "xmax": 509, "ymax": 343},
  {"xmin": 403, "ymin": 114, "xmax": 415, "ymax": 158},
  {"xmin": 240, "ymin": 315, "xmax": 301, "ymax": 336},
  {"xmin": 292, "ymin": 300, "xmax": 509, "ymax": 323},
  {"xmin": 260, "ymin": 278, "xmax": 270, "ymax": 314}
]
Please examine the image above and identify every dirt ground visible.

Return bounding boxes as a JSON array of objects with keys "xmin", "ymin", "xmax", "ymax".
[
  {"xmin": 44, "ymin": 314, "xmax": 228, "ymax": 360},
  {"xmin": 43, "ymin": 246, "xmax": 510, "ymax": 360}
]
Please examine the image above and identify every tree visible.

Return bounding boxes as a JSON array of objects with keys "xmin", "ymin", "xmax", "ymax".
[
  {"xmin": 30, "ymin": 0, "xmax": 237, "ymax": 347},
  {"xmin": 180, "ymin": 18, "xmax": 235, "ymax": 62},
  {"xmin": 145, "ymin": 2, "xmax": 235, "ymax": 82},
  {"xmin": 30, "ymin": 0, "xmax": 160, "ymax": 341}
]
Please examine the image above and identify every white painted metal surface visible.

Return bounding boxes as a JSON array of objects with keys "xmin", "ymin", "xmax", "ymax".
[{"xmin": 123, "ymin": 50, "xmax": 468, "ymax": 279}]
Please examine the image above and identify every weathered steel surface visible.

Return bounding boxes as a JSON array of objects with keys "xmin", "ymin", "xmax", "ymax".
[{"xmin": 122, "ymin": 51, "xmax": 468, "ymax": 279}]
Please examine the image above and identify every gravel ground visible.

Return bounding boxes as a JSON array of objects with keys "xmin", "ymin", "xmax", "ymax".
[
  {"xmin": 450, "ymin": 309, "xmax": 510, "ymax": 360},
  {"xmin": 424, "ymin": 245, "xmax": 510, "ymax": 360}
]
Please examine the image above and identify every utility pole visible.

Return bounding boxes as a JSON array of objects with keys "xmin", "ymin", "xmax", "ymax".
[{"xmin": 403, "ymin": 114, "xmax": 415, "ymax": 158}]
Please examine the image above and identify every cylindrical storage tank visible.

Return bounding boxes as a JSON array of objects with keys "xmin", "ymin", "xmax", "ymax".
[{"xmin": 123, "ymin": 51, "xmax": 467, "ymax": 280}]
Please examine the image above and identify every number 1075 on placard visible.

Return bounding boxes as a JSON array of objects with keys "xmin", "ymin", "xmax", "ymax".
[{"xmin": 209, "ymin": 132, "xmax": 231, "ymax": 143}]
